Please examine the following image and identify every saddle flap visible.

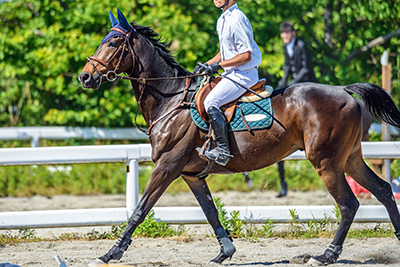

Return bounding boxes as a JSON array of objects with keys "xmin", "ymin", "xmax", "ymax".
[
  {"xmin": 194, "ymin": 77, "xmax": 224, "ymax": 122},
  {"xmin": 194, "ymin": 77, "xmax": 268, "ymax": 123}
]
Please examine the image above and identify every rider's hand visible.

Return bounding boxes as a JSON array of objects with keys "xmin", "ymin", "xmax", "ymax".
[
  {"xmin": 193, "ymin": 62, "xmax": 208, "ymax": 74},
  {"xmin": 205, "ymin": 62, "xmax": 222, "ymax": 75}
]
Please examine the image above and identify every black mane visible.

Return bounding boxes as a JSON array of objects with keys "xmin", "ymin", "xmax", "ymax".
[{"xmin": 132, "ymin": 23, "xmax": 191, "ymax": 76}]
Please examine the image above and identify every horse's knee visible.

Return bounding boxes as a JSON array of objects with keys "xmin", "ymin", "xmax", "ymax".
[
  {"xmin": 339, "ymin": 198, "xmax": 359, "ymax": 221},
  {"xmin": 373, "ymin": 180, "xmax": 394, "ymax": 204}
]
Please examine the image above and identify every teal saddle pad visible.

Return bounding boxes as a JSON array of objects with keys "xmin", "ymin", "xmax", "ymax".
[{"xmin": 190, "ymin": 90, "xmax": 273, "ymax": 132}]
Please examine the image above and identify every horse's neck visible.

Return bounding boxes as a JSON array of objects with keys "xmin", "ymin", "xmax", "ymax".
[
  {"xmin": 130, "ymin": 69, "xmax": 189, "ymax": 127},
  {"xmin": 129, "ymin": 35, "xmax": 193, "ymax": 127}
]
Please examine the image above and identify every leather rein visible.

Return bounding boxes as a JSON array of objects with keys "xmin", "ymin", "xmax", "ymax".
[{"xmin": 86, "ymin": 27, "xmax": 205, "ymax": 136}]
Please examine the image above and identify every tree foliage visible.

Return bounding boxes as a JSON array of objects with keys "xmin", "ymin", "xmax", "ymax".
[{"xmin": 1, "ymin": 0, "xmax": 399, "ymax": 127}]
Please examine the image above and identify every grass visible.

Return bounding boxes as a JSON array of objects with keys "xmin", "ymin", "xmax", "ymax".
[
  {"xmin": 0, "ymin": 210, "xmax": 186, "ymax": 246},
  {"xmin": 1, "ymin": 201, "xmax": 395, "ymax": 246},
  {"xmin": 0, "ymin": 229, "xmax": 39, "ymax": 245}
]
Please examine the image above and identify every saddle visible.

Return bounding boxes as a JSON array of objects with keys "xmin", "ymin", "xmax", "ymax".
[{"xmin": 194, "ymin": 77, "xmax": 273, "ymax": 122}]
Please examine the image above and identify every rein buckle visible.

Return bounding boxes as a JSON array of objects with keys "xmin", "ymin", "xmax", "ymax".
[{"xmin": 105, "ymin": 71, "xmax": 117, "ymax": 82}]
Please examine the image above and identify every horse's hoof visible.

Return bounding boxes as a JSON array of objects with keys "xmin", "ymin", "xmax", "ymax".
[
  {"xmin": 276, "ymin": 191, "xmax": 287, "ymax": 198},
  {"xmin": 209, "ymin": 252, "xmax": 233, "ymax": 264},
  {"xmin": 209, "ymin": 240, "xmax": 236, "ymax": 264},
  {"xmin": 307, "ymin": 257, "xmax": 324, "ymax": 266},
  {"xmin": 307, "ymin": 252, "xmax": 339, "ymax": 266},
  {"xmin": 88, "ymin": 258, "xmax": 106, "ymax": 267}
]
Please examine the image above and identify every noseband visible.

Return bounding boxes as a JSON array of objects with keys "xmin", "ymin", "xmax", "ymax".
[{"xmin": 87, "ymin": 27, "xmax": 136, "ymax": 82}]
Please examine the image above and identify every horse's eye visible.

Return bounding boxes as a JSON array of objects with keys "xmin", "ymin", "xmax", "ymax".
[{"xmin": 108, "ymin": 41, "xmax": 117, "ymax": 48}]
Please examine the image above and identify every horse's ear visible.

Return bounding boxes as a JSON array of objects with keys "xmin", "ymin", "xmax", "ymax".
[
  {"xmin": 109, "ymin": 11, "xmax": 118, "ymax": 27},
  {"xmin": 117, "ymin": 8, "xmax": 131, "ymax": 31}
]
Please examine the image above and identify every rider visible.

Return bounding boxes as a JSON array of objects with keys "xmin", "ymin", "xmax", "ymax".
[{"xmin": 194, "ymin": 0, "xmax": 262, "ymax": 166}]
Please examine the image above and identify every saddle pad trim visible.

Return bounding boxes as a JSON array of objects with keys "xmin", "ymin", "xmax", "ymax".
[{"xmin": 190, "ymin": 97, "xmax": 273, "ymax": 132}]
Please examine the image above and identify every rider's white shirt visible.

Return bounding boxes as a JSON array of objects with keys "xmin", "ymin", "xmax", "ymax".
[{"xmin": 217, "ymin": 3, "xmax": 262, "ymax": 72}]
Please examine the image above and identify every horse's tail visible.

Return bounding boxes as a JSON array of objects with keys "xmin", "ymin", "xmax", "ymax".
[{"xmin": 344, "ymin": 83, "xmax": 400, "ymax": 129}]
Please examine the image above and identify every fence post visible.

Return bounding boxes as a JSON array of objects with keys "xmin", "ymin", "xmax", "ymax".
[
  {"xmin": 31, "ymin": 136, "xmax": 40, "ymax": 147},
  {"xmin": 126, "ymin": 159, "xmax": 139, "ymax": 217},
  {"xmin": 381, "ymin": 50, "xmax": 392, "ymax": 183}
]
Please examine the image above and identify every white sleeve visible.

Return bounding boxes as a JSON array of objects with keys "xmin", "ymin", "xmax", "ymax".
[{"xmin": 232, "ymin": 16, "xmax": 253, "ymax": 54}]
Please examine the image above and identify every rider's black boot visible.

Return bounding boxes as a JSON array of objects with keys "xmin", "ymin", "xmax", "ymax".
[{"xmin": 204, "ymin": 106, "xmax": 233, "ymax": 166}]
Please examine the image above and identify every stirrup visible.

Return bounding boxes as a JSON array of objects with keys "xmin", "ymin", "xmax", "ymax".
[{"xmin": 204, "ymin": 147, "xmax": 233, "ymax": 166}]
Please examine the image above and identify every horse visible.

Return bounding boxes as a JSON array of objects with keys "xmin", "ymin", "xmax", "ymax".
[
  {"xmin": 273, "ymin": 98, "xmax": 375, "ymax": 198},
  {"xmin": 79, "ymin": 9, "xmax": 400, "ymax": 266}
]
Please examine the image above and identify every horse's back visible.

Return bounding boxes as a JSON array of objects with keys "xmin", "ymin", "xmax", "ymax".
[
  {"xmin": 228, "ymin": 82, "xmax": 363, "ymax": 171},
  {"xmin": 280, "ymin": 83, "xmax": 362, "ymax": 163}
]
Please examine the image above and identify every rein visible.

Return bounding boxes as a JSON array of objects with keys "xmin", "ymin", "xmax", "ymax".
[{"xmin": 87, "ymin": 27, "xmax": 205, "ymax": 136}]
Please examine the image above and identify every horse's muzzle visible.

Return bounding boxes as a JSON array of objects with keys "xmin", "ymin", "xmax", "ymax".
[{"xmin": 79, "ymin": 71, "xmax": 100, "ymax": 89}]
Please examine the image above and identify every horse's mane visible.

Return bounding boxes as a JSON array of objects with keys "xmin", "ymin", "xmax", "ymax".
[{"xmin": 132, "ymin": 23, "xmax": 191, "ymax": 76}]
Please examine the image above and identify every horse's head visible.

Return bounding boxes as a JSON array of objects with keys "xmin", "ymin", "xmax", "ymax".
[{"xmin": 79, "ymin": 9, "xmax": 136, "ymax": 89}]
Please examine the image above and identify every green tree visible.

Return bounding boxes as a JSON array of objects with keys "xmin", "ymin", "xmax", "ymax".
[{"xmin": 1, "ymin": 0, "xmax": 399, "ymax": 128}]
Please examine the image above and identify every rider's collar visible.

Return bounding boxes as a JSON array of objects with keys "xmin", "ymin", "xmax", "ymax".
[{"xmin": 221, "ymin": 3, "xmax": 238, "ymax": 17}]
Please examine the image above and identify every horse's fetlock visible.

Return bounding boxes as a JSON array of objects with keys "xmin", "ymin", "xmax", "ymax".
[
  {"xmin": 327, "ymin": 243, "xmax": 342, "ymax": 256},
  {"xmin": 219, "ymin": 236, "xmax": 236, "ymax": 256},
  {"xmin": 214, "ymin": 227, "xmax": 236, "ymax": 257},
  {"xmin": 99, "ymin": 245, "xmax": 125, "ymax": 263},
  {"xmin": 109, "ymin": 245, "xmax": 125, "ymax": 260},
  {"xmin": 116, "ymin": 234, "xmax": 132, "ymax": 251}
]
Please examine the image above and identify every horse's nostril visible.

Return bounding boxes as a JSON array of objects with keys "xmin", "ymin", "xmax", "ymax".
[{"xmin": 79, "ymin": 72, "xmax": 92, "ymax": 84}]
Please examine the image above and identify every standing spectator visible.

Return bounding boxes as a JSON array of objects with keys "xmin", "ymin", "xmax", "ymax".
[
  {"xmin": 277, "ymin": 21, "xmax": 317, "ymax": 88},
  {"xmin": 276, "ymin": 21, "xmax": 317, "ymax": 197}
]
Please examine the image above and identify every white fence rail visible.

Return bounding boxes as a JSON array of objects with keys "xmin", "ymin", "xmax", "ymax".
[
  {"xmin": 0, "ymin": 127, "xmax": 148, "ymax": 147},
  {"xmin": 1, "ymin": 142, "xmax": 400, "ymax": 229}
]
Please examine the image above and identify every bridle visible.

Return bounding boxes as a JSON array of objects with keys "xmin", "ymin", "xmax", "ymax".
[
  {"xmin": 86, "ymin": 26, "xmax": 206, "ymax": 136},
  {"xmin": 86, "ymin": 27, "xmax": 136, "ymax": 83}
]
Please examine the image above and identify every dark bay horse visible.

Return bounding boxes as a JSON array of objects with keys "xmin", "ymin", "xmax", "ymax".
[
  {"xmin": 79, "ymin": 10, "xmax": 400, "ymax": 266},
  {"xmin": 274, "ymin": 98, "xmax": 375, "ymax": 198}
]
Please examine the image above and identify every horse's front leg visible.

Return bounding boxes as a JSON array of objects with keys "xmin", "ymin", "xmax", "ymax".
[
  {"xmin": 183, "ymin": 176, "xmax": 236, "ymax": 263},
  {"xmin": 90, "ymin": 160, "xmax": 181, "ymax": 265}
]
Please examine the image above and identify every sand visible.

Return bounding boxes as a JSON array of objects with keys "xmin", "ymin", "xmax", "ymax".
[{"xmin": 1, "ymin": 190, "xmax": 400, "ymax": 266}]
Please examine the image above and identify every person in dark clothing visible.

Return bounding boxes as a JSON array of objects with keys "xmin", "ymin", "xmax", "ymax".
[
  {"xmin": 276, "ymin": 21, "xmax": 317, "ymax": 197},
  {"xmin": 277, "ymin": 21, "xmax": 317, "ymax": 89}
]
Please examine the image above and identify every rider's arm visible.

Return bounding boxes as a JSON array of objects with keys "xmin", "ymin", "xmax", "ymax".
[
  {"xmin": 207, "ymin": 52, "xmax": 222, "ymax": 66},
  {"xmin": 219, "ymin": 51, "xmax": 251, "ymax": 68}
]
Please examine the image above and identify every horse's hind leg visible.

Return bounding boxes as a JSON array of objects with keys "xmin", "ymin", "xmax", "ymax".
[
  {"xmin": 308, "ymin": 163, "xmax": 360, "ymax": 266},
  {"xmin": 345, "ymin": 152, "xmax": 400, "ymax": 237},
  {"xmin": 182, "ymin": 176, "xmax": 236, "ymax": 263}
]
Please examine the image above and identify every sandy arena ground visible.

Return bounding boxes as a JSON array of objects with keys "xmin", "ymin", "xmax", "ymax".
[{"xmin": 1, "ymin": 190, "xmax": 400, "ymax": 266}]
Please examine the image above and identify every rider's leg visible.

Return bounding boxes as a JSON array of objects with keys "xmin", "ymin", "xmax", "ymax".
[
  {"xmin": 204, "ymin": 105, "xmax": 232, "ymax": 165},
  {"xmin": 202, "ymin": 70, "xmax": 258, "ymax": 166}
]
